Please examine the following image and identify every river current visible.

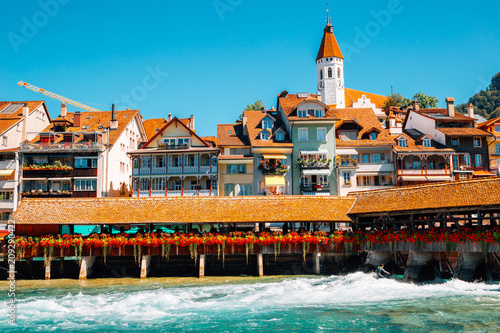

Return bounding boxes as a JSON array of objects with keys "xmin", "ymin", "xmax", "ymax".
[{"xmin": 1, "ymin": 273, "xmax": 499, "ymax": 332}]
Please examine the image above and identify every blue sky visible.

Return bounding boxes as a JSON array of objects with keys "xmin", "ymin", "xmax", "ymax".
[{"xmin": 1, "ymin": 0, "xmax": 499, "ymax": 137}]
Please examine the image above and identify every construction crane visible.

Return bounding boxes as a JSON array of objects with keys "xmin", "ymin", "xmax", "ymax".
[{"xmin": 17, "ymin": 80, "xmax": 102, "ymax": 112}]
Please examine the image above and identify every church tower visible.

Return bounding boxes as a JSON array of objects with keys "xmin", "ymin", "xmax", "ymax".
[{"xmin": 316, "ymin": 12, "xmax": 345, "ymax": 108}]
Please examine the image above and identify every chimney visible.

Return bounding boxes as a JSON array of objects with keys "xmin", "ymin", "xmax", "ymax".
[
  {"xmin": 168, "ymin": 113, "xmax": 172, "ymax": 121},
  {"xmin": 242, "ymin": 113, "xmax": 248, "ymax": 136},
  {"xmin": 22, "ymin": 103, "xmax": 29, "ymax": 117},
  {"xmin": 467, "ymin": 103, "xmax": 475, "ymax": 119},
  {"xmin": 74, "ymin": 112, "xmax": 81, "ymax": 128},
  {"xmin": 61, "ymin": 102, "xmax": 67, "ymax": 118},
  {"xmin": 189, "ymin": 115, "xmax": 195, "ymax": 131},
  {"xmin": 446, "ymin": 97, "xmax": 455, "ymax": 118},
  {"xmin": 110, "ymin": 104, "xmax": 118, "ymax": 130},
  {"xmin": 412, "ymin": 98, "xmax": 420, "ymax": 112}
]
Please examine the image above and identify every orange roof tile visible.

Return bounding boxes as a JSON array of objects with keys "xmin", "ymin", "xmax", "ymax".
[
  {"xmin": 348, "ymin": 178, "xmax": 500, "ymax": 215},
  {"xmin": 143, "ymin": 118, "xmax": 190, "ymax": 141},
  {"xmin": 0, "ymin": 101, "xmax": 48, "ymax": 135},
  {"xmin": 12, "ymin": 196, "xmax": 356, "ymax": 224},
  {"xmin": 141, "ymin": 117, "xmax": 209, "ymax": 149},
  {"xmin": 40, "ymin": 109, "xmax": 140, "ymax": 146},
  {"xmin": 278, "ymin": 93, "xmax": 320, "ymax": 117},
  {"xmin": 245, "ymin": 110, "xmax": 293, "ymax": 148},
  {"xmin": 478, "ymin": 115, "xmax": 500, "ymax": 129},
  {"xmin": 344, "ymin": 88, "xmax": 388, "ymax": 108},
  {"xmin": 332, "ymin": 108, "xmax": 393, "ymax": 144},
  {"xmin": 436, "ymin": 127, "xmax": 492, "ymax": 137},
  {"xmin": 201, "ymin": 136, "xmax": 217, "ymax": 147},
  {"xmin": 316, "ymin": 24, "xmax": 344, "ymax": 60},
  {"xmin": 217, "ymin": 123, "xmax": 250, "ymax": 147}
]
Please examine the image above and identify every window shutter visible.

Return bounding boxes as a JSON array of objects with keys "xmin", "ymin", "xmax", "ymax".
[{"xmin": 194, "ymin": 155, "xmax": 198, "ymax": 166}]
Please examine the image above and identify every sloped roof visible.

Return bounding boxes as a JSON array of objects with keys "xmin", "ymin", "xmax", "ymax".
[
  {"xmin": 0, "ymin": 101, "xmax": 48, "ymax": 135},
  {"xmin": 392, "ymin": 130, "xmax": 454, "ymax": 153},
  {"xmin": 12, "ymin": 196, "xmax": 356, "ymax": 224},
  {"xmin": 41, "ymin": 109, "xmax": 140, "ymax": 146},
  {"xmin": 143, "ymin": 118, "xmax": 191, "ymax": 141},
  {"xmin": 348, "ymin": 178, "xmax": 500, "ymax": 215},
  {"xmin": 278, "ymin": 93, "xmax": 321, "ymax": 117},
  {"xmin": 332, "ymin": 108, "xmax": 393, "ymax": 147},
  {"xmin": 245, "ymin": 110, "xmax": 293, "ymax": 148},
  {"xmin": 344, "ymin": 88, "xmax": 388, "ymax": 108},
  {"xmin": 316, "ymin": 24, "xmax": 344, "ymax": 60},
  {"xmin": 217, "ymin": 123, "xmax": 250, "ymax": 147},
  {"xmin": 436, "ymin": 127, "xmax": 492, "ymax": 137},
  {"xmin": 141, "ymin": 117, "xmax": 209, "ymax": 149},
  {"xmin": 478, "ymin": 115, "xmax": 500, "ymax": 129}
]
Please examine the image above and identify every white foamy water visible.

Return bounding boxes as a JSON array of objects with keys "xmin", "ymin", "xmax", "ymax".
[{"xmin": 1, "ymin": 273, "xmax": 499, "ymax": 332}]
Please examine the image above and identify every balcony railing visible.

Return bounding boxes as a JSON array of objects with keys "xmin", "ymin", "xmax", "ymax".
[
  {"xmin": 259, "ymin": 164, "xmax": 290, "ymax": 175},
  {"xmin": 21, "ymin": 191, "xmax": 73, "ymax": 198},
  {"xmin": 398, "ymin": 169, "xmax": 450, "ymax": 175},
  {"xmin": 296, "ymin": 159, "xmax": 331, "ymax": 170},
  {"xmin": 300, "ymin": 184, "xmax": 331, "ymax": 192},
  {"xmin": 132, "ymin": 189, "xmax": 218, "ymax": 198},
  {"xmin": 0, "ymin": 160, "xmax": 15, "ymax": 169},
  {"xmin": 133, "ymin": 165, "xmax": 217, "ymax": 175},
  {"xmin": 0, "ymin": 201, "xmax": 14, "ymax": 209},
  {"xmin": 157, "ymin": 143, "xmax": 190, "ymax": 150},
  {"xmin": 21, "ymin": 141, "xmax": 102, "ymax": 151}
]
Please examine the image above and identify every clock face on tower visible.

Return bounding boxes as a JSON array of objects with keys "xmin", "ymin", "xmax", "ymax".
[
  {"xmin": 318, "ymin": 80, "xmax": 324, "ymax": 92},
  {"xmin": 337, "ymin": 80, "xmax": 344, "ymax": 90}
]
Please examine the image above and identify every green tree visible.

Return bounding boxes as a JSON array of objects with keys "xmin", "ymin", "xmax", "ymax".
[
  {"xmin": 382, "ymin": 93, "xmax": 405, "ymax": 109},
  {"xmin": 456, "ymin": 71, "xmax": 500, "ymax": 120},
  {"xmin": 238, "ymin": 100, "xmax": 266, "ymax": 121},
  {"xmin": 412, "ymin": 92, "xmax": 439, "ymax": 109}
]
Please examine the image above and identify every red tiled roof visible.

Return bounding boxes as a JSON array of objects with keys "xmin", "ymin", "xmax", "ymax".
[
  {"xmin": 217, "ymin": 123, "xmax": 250, "ymax": 147},
  {"xmin": 143, "ymin": 118, "xmax": 190, "ymax": 141},
  {"xmin": 278, "ymin": 93, "xmax": 320, "ymax": 117},
  {"xmin": 344, "ymin": 88, "xmax": 388, "ymax": 108},
  {"xmin": 12, "ymin": 196, "xmax": 356, "ymax": 224},
  {"xmin": 348, "ymin": 178, "xmax": 500, "ymax": 215},
  {"xmin": 316, "ymin": 25, "xmax": 344, "ymax": 60},
  {"xmin": 142, "ymin": 117, "xmax": 209, "ymax": 149},
  {"xmin": 245, "ymin": 110, "xmax": 293, "ymax": 148},
  {"xmin": 436, "ymin": 127, "xmax": 492, "ymax": 137},
  {"xmin": 0, "ymin": 101, "xmax": 48, "ymax": 135},
  {"xmin": 40, "ymin": 109, "xmax": 140, "ymax": 146},
  {"xmin": 478, "ymin": 115, "xmax": 500, "ymax": 129}
]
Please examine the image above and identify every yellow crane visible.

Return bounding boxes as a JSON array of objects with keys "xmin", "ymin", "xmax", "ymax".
[{"xmin": 17, "ymin": 80, "xmax": 102, "ymax": 112}]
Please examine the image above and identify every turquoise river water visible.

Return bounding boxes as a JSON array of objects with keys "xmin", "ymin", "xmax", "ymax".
[{"xmin": 1, "ymin": 273, "xmax": 499, "ymax": 332}]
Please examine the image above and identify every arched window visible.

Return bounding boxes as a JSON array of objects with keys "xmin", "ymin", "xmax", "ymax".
[
  {"xmin": 320, "ymin": 69, "xmax": 323, "ymax": 80},
  {"xmin": 337, "ymin": 68, "xmax": 341, "ymax": 78},
  {"xmin": 328, "ymin": 68, "xmax": 332, "ymax": 78}
]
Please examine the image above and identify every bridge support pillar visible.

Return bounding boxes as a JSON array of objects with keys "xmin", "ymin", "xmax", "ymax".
[
  {"xmin": 454, "ymin": 252, "xmax": 483, "ymax": 281},
  {"xmin": 79, "ymin": 256, "xmax": 96, "ymax": 280},
  {"xmin": 45, "ymin": 262, "xmax": 51, "ymax": 280},
  {"xmin": 257, "ymin": 253, "xmax": 264, "ymax": 277},
  {"xmin": 314, "ymin": 252, "xmax": 321, "ymax": 274},
  {"xmin": 403, "ymin": 251, "xmax": 434, "ymax": 282},
  {"xmin": 365, "ymin": 251, "xmax": 391, "ymax": 268},
  {"xmin": 140, "ymin": 255, "xmax": 151, "ymax": 279},
  {"xmin": 199, "ymin": 254, "xmax": 205, "ymax": 278}
]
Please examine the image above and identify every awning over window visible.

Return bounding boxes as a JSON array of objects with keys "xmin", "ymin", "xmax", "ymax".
[
  {"xmin": 425, "ymin": 176, "xmax": 452, "ymax": 182},
  {"xmin": 301, "ymin": 169, "xmax": 331, "ymax": 175},
  {"xmin": 335, "ymin": 149, "xmax": 358, "ymax": 155},
  {"xmin": 400, "ymin": 176, "xmax": 427, "ymax": 182},
  {"xmin": 0, "ymin": 170, "xmax": 14, "ymax": 176},
  {"xmin": 472, "ymin": 170, "xmax": 495, "ymax": 177},
  {"xmin": 264, "ymin": 175, "xmax": 286, "ymax": 187},
  {"xmin": 262, "ymin": 154, "xmax": 287, "ymax": 160},
  {"xmin": 300, "ymin": 149, "xmax": 328, "ymax": 155}
]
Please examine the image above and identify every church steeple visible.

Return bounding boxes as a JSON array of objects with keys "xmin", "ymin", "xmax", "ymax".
[
  {"xmin": 316, "ymin": 12, "xmax": 343, "ymax": 61},
  {"xmin": 316, "ymin": 11, "xmax": 345, "ymax": 107}
]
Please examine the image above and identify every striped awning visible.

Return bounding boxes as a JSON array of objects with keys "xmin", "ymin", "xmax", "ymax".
[
  {"xmin": 0, "ymin": 170, "xmax": 14, "ymax": 176},
  {"xmin": 401, "ymin": 176, "xmax": 427, "ymax": 182},
  {"xmin": 262, "ymin": 154, "xmax": 287, "ymax": 160},
  {"xmin": 425, "ymin": 176, "xmax": 452, "ymax": 182},
  {"xmin": 302, "ymin": 169, "xmax": 331, "ymax": 175},
  {"xmin": 335, "ymin": 149, "xmax": 358, "ymax": 155},
  {"xmin": 264, "ymin": 175, "xmax": 286, "ymax": 186},
  {"xmin": 300, "ymin": 149, "xmax": 328, "ymax": 155}
]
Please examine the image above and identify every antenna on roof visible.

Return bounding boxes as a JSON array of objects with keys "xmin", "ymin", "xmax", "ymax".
[{"xmin": 391, "ymin": 78, "xmax": 393, "ymax": 96}]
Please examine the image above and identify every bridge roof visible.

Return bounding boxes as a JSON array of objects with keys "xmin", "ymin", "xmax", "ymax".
[
  {"xmin": 12, "ymin": 196, "xmax": 356, "ymax": 225},
  {"xmin": 348, "ymin": 178, "xmax": 500, "ymax": 216}
]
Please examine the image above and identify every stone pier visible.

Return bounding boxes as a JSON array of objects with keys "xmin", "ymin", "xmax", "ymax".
[
  {"xmin": 79, "ymin": 256, "xmax": 96, "ymax": 280},
  {"xmin": 403, "ymin": 252, "xmax": 434, "ymax": 282},
  {"xmin": 454, "ymin": 252, "xmax": 483, "ymax": 282}
]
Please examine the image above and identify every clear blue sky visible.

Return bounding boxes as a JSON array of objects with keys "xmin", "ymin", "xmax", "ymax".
[{"xmin": 1, "ymin": 0, "xmax": 499, "ymax": 137}]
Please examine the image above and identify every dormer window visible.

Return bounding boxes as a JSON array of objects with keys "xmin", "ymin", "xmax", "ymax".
[
  {"xmin": 298, "ymin": 110, "xmax": 307, "ymax": 118},
  {"xmin": 370, "ymin": 132, "xmax": 377, "ymax": 140},
  {"xmin": 398, "ymin": 138, "xmax": 407, "ymax": 147},
  {"xmin": 262, "ymin": 119, "xmax": 273, "ymax": 130},
  {"xmin": 275, "ymin": 131, "xmax": 285, "ymax": 141},
  {"xmin": 423, "ymin": 138, "xmax": 431, "ymax": 147},
  {"xmin": 260, "ymin": 132, "xmax": 270, "ymax": 140},
  {"xmin": 315, "ymin": 110, "xmax": 325, "ymax": 118}
]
